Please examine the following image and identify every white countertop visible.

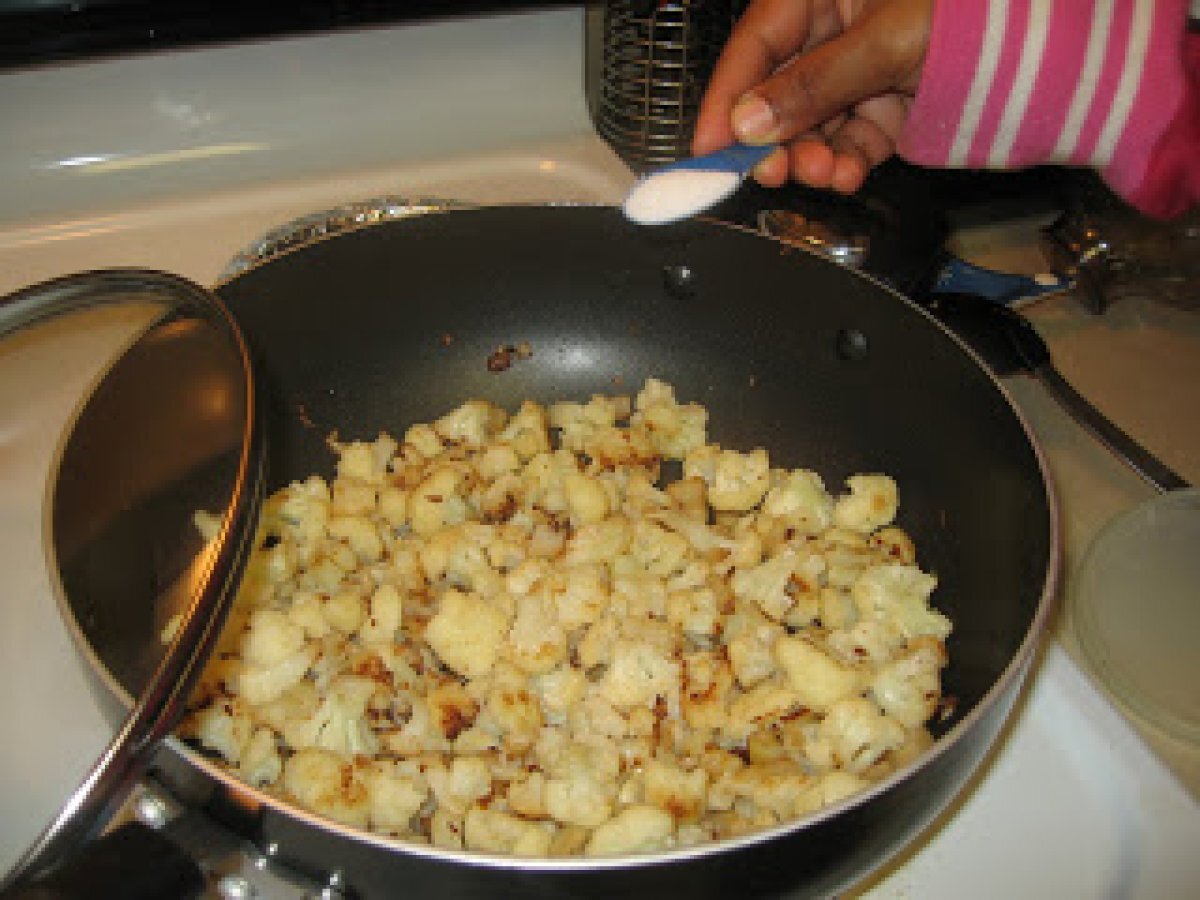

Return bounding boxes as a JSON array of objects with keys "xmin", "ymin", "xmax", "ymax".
[{"xmin": 1, "ymin": 7, "xmax": 1196, "ymax": 896}]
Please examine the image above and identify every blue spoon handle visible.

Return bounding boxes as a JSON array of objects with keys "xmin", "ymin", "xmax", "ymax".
[{"xmin": 665, "ymin": 142, "xmax": 776, "ymax": 174}]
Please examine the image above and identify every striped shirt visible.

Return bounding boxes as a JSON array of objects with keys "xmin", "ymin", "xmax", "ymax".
[{"xmin": 898, "ymin": 0, "xmax": 1198, "ymax": 218}]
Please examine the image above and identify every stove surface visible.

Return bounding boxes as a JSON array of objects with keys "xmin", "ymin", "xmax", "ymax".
[{"xmin": 1, "ymin": 8, "xmax": 1197, "ymax": 897}]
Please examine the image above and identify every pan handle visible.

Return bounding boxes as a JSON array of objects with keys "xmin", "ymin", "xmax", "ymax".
[
  {"xmin": 0, "ymin": 822, "xmax": 204, "ymax": 900},
  {"xmin": 1028, "ymin": 363, "xmax": 1190, "ymax": 494},
  {"xmin": 925, "ymin": 293, "xmax": 1189, "ymax": 494}
]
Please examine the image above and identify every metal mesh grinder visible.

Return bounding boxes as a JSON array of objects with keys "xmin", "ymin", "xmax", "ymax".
[{"xmin": 586, "ymin": 0, "xmax": 746, "ymax": 173}]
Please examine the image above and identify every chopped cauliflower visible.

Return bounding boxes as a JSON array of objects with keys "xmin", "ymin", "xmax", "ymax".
[
  {"xmin": 731, "ymin": 550, "xmax": 798, "ymax": 622},
  {"xmin": 584, "ymin": 805, "xmax": 675, "ymax": 856},
  {"xmin": 833, "ymin": 474, "xmax": 898, "ymax": 534},
  {"xmin": 424, "ymin": 588, "xmax": 509, "ymax": 680},
  {"xmin": 181, "ymin": 378, "xmax": 953, "ymax": 859},
  {"xmin": 762, "ymin": 469, "xmax": 835, "ymax": 533},
  {"xmin": 684, "ymin": 445, "xmax": 770, "ymax": 512},
  {"xmin": 853, "ymin": 563, "xmax": 952, "ymax": 642}
]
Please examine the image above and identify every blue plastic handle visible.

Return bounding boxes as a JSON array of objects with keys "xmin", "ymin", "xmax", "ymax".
[
  {"xmin": 933, "ymin": 256, "xmax": 1070, "ymax": 305},
  {"xmin": 664, "ymin": 142, "xmax": 777, "ymax": 175}
]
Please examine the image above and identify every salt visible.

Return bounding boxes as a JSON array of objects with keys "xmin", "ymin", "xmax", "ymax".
[{"xmin": 622, "ymin": 168, "xmax": 742, "ymax": 226}]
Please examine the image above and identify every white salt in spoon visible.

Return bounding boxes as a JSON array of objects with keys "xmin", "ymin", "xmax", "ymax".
[{"xmin": 623, "ymin": 143, "xmax": 777, "ymax": 226}]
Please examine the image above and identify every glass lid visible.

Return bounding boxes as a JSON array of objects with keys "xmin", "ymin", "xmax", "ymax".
[{"xmin": 0, "ymin": 269, "xmax": 262, "ymax": 889}]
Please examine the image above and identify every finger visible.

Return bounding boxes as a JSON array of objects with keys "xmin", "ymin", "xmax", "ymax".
[
  {"xmin": 819, "ymin": 112, "xmax": 849, "ymax": 138},
  {"xmin": 788, "ymin": 138, "xmax": 837, "ymax": 190},
  {"xmin": 732, "ymin": 0, "xmax": 930, "ymax": 145},
  {"xmin": 733, "ymin": 34, "xmax": 891, "ymax": 145},
  {"xmin": 850, "ymin": 93, "xmax": 912, "ymax": 146},
  {"xmin": 831, "ymin": 115, "xmax": 898, "ymax": 171},
  {"xmin": 694, "ymin": 0, "xmax": 842, "ymax": 155},
  {"xmin": 825, "ymin": 118, "xmax": 895, "ymax": 193},
  {"xmin": 744, "ymin": 146, "xmax": 788, "ymax": 187}
]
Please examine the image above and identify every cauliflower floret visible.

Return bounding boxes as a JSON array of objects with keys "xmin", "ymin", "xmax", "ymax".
[
  {"xmin": 818, "ymin": 586, "xmax": 857, "ymax": 630},
  {"xmin": 731, "ymin": 550, "xmax": 797, "ymax": 622},
  {"xmin": 284, "ymin": 676, "xmax": 379, "ymax": 756},
  {"xmin": 189, "ymin": 699, "xmax": 253, "ymax": 765},
  {"xmin": 363, "ymin": 762, "xmax": 428, "ymax": 835},
  {"xmin": 826, "ymin": 617, "xmax": 906, "ymax": 666},
  {"xmin": 410, "ymin": 466, "xmax": 470, "ymax": 537},
  {"xmin": 807, "ymin": 770, "xmax": 870, "ymax": 808},
  {"xmin": 534, "ymin": 665, "xmax": 588, "ymax": 721},
  {"xmin": 869, "ymin": 639, "xmax": 947, "ymax": 729},
  {"xmin": 643, "ymin": 759, "xmax": 708, "ymax": 823},
  {"xmin": 403, "ymin": 422, "xmax": 443, "ymax": 460},
  {"xmin": 475, "ymin": 442, "xmax": 521, "ymax": 481},
  {"xmin": 649, "ymin": 509, "xmax": 734, "ymax": 556},
  {"xmin": 506, "ymin": 770, "xmax": 549, "ymax": 819},
  {"xmin": 818, "ymin": 696, "xmax": 907, "ymax": 772},
  {"xmin": 707, "ymin": 761, "xmax": 812, "ymax": 820},
  {"xmin": 243, "ymin": 608, "xmax": 305, "ymax": 667},
  {"xmin": 238, "ymin": 609, "xmax": 317, "ymax": 705},
  {"xmin": 327, "ymin": 514, "xmax": 383, "ymax": 562},
  {"xmin": 576, "ymin": 614, "xmax": 620, "ymax": 670},
  {"xmin": 549, "ymin": 393, "xmax": 630, "ymax": 429},
  {"xmin": 335, "ymin": 436, "xmax": 396, "ymax": 484},
  {"xmin": 762, "ymin": 469, "xmax": 835, "ymax": 533},
  {"xmin": 464, "ymin": 807, "xmax": 554, "ymax": 857},
  {"xmin": 680, "ymin": 651, "xmax": 733, "ymax": 731},
  {"xmin": 357, "ymin": 583, "xmax": 403, "ymax": 645},
  {"xmin": 665, "ymin": 586, "xmax": 721, "ymax": 640},
  {"xmin": 330, "ymin": 477, "xmax": 376, "ymax": 518},
  {"xmin": 435, "ymin": 399, "xmax": 505, "ymax": 447},
  {"xmin": 564, "ymin": 516, "xmax": 631, "ymax": 566},
  {"xmin": 552, "ymin": 564, "xmax": 610, "ymax": 630},
  {"xmin": 727, "ymin": 681, "xmax": 804, "ymax": 740},
  {"xmin": 563, "ymin": 471, "xmax": 611, "ymax": 525},
  {"xmin": 545, "ymin": 769, "xmax": 615, "ymax": 830},
  {"xmin": 507, "ymin": 591, "xmax": 568, "ymax": 675},
  {"xmin": 430, "ymin": 808, "xmax": 465, "ymax": 850},
  {"xmin": 584, "ymin": 805, "xmax": 675, "ymax": 856},
  {"xmin": 727, "ymin": 628, "xmax": 779, "ymax": 689},
  {"xmin": 273, "ymin": 476, "xmax": 331, "ymax": 548},
  {"xmin": 833, "ymin": 474, "xmax": 898, "ymax": 534},
  {"xmin": 237, "ymin": 725, "xmax": 282, "ymax": 787},
  {"xmin": 628, "ymin": 519, "xmax": 690, "ymax": 577},
  {"xmin": 600, "ymin": 640, "xmax": 679, "ymax": 710},
  {"xmin": 684, "ymin": 445, "xmax": 770, "ymax": 512},
  {"xmin": 852, "ymin": 563, "xmax": 952, "ymax": 642},
  {"xmin": 424, "ymin": 588, "xmax": 510, "ymax": 680},
  {"xmin": 498, "ymin": 400, "xmax": 551, "ymax": 461},
  {"xmin": 773, "ymin": 636, "xmax": 863, "ymax": 713},
  {"xmin": 550, "ymin": 394, "xmax": 632, "ymax": 456},
  {"xmin": 321, "ymin": 590, "xmax": 365, "ymax": 635},
  {"xmin": 281, "ymin": 747, "xmax": 369, "ymax": 829},
  {"xmin": 486, "ymin": 681, "xmax": 544, "ymax": 749},
  {"xmin": 426, "ymin": 756, "xmax": 493, "ymax": 816},
  {"xmin": 631, "ymin": 378, "xmax": 708, "ymax": 460}
]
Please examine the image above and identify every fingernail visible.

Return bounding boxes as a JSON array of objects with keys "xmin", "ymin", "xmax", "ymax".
[{"xmin": 732, "ymin": 95, "xmax": 778, "ymax": 143}]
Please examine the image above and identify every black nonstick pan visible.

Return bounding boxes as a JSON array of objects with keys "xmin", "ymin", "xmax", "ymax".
[{"xmin": 48, "ymin": 204, "xmax": 1057, "ymax": 899}]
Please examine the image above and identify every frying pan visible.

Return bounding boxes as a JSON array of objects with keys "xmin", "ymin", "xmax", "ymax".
[{"xmin": 50, "ymin": 204, "xmax": 1057, "ymax": 898}]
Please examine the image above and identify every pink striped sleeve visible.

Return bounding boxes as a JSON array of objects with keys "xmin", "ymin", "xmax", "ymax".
[{"xmin": 897, "ymin": 0, "xmax": 1198, "ymax": 219}]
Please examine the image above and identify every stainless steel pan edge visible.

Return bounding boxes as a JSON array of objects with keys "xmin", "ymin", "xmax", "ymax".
[{"xmin": 64, "ymin": 204, "xmax": 1059, "ymax": 898}]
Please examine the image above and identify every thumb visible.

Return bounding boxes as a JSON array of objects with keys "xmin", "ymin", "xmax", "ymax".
[{"xmin": 732, "ymin": 3, "xmax": 928, "ymax": 145}]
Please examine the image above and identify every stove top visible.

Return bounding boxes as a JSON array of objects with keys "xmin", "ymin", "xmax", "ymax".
[{"xmin": 1, "ymin": 8, "xmax": 1196, "ymax": 897}]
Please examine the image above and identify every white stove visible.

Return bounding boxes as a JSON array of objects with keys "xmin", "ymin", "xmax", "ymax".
[{"xmin": 1, "ymin": 8, "xmax": 1197, "ymax": 897}]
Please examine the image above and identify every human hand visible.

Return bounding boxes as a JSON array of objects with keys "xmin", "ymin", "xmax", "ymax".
[{"xmin": 692, "ymin": 0, "xmax": 933, "ymax": 194}]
